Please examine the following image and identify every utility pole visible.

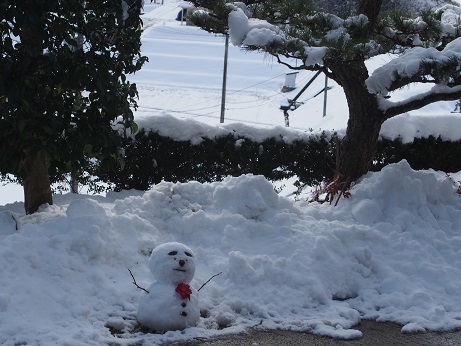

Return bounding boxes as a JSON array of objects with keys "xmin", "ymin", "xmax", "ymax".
[
  {"xmin": 220, "ymin": 31, "xmax": 229, "ymax": 123},
  {"xmin": 323, "ymin": 74, "xmax": 328, "ymax": 117}
]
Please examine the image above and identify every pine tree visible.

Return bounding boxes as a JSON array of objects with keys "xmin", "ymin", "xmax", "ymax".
[{"xmin": 189, "ymin": 0, "xmax": 461, "ymax": 200}]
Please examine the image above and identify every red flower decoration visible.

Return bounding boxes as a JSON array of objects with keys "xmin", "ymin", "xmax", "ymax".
[{"xmin": 176, "ymin": 282, "xmax": 192, "ymax": 300}]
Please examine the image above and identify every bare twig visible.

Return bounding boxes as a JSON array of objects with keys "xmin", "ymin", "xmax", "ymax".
[
  {"xmin": 11, "ymin": 213, "xmax": 19, "ymax": 231},
  {"xmin": 128, "ymin": 269, "xmax": 149, "ymax": 294},
  {"xmin": 334, "ymin": 179, "xmax": 347, "ymax": 206},
  {"xmin": 198, "ymin": 272, "xmax": 222, "ymax": 292}
]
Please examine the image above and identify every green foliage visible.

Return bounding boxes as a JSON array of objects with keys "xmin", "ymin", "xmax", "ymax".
[
  {"xmin": 249, "ymin": 0, "xmax": 315, "ymax": 24},
  {"xmin": 91, "ymin": 129, "xmax": 337, "ymax": 192},
  {"xmin": 374, "ymin": 135, "xmax": 461, "ymax": 172},
  {"xmin": 0, "ymin": 0, "xmax": 147, "ymax": 180},
  {"xmin": 88, "ymin": 129, "xmax": 461, "ymax": 194},
  {"xmin": 190, "ymin": 0, "xmax": 460, "ymax": 70},
  {"xmin": 187, "ymin": 0, "xmax": 233, "ymax": 33}
]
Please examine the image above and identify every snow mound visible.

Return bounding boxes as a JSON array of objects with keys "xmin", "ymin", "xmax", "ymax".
[
  {"xmin": 66, "ymin": 198, "xmax": 107, "ymax": 218},
  {"xmin": 1, "ymin": 161, "xmax": 461, "ymax": 344},
  {"xmin": 0, "ymin": 211, "xmax": 17, "ymax": 236},
  {"xmin": 306, "ymin": 160, "xmax": 461, "ymax": 332}
]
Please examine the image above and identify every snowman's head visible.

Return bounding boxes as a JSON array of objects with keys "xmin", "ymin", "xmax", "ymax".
[{"xmin": 149, "ymin": 242, "xmax": 196, "ymax": 284}]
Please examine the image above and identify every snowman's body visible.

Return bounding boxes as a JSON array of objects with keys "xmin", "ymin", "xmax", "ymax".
[
  {"xmin": 137, "ymin": 242, "xmax": 200, "ymax": 331},
  {"xmin": 138, "ymin": 281, "xmax": 199, "ymax": 331}
]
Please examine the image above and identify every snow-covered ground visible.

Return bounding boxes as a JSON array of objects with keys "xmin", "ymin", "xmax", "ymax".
[
  {"xmin": 1, "ymin": 1, "xmax": 461, "ymax": 344},
  {"xmin": 1, "ymin": 161, "xmax": 461, "ymax": 345}
]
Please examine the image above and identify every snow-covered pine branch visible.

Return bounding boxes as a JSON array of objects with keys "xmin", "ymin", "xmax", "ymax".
[{"xmin": 367, "ymin": 37, "xmax": 461, "ymax": 95}]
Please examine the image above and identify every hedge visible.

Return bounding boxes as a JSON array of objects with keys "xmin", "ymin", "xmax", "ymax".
[
  {"xmin": 90, "ymin": 128, "xmax": 461, "ymax": 193},
  {"xmin": 92, "ymin": 128, "xmax": 337, "ymax": 192},
  {"xmin": 375, "ymin": 136, "xmax": 461, "ymax": 173}
]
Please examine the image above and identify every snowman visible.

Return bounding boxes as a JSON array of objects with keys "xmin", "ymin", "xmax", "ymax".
[{"xmin": 137, "ymin": 242, "xmax": 200, "ymax": 331}]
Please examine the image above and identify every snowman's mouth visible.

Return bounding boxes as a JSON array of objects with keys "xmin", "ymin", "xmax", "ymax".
[{"xmin": 174, "ymin": 269, "xmax": 186, "ymax": 272}]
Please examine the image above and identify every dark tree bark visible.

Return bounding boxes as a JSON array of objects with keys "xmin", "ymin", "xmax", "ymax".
[
  {"xmin": 357, "ymin": 0, "xmax": 384, "ymax": 24},
  {"xmin": 327, "ymin": 60, "xmax": 385, "ymax": 198},
  {"xmin": 318, "ymin": 0, "xmax": 386, "ymax": 200},
  {"xmin": 22, "ymin": 149, "xmax": 53, "ymax": 214},
  {"xmin": 20, "ymin": 12, "xmax": 53, "ymax": 214}
]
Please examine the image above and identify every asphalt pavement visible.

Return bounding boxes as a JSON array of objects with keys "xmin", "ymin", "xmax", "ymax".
[{"xmin": 174, "ymin": 320, "xmax": 461, "ymax": 346}]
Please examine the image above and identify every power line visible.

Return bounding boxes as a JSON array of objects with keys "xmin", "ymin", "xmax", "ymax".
[
  {"xmin": 163, "ymin": 73, "xmax": 286, "ymax": 112},
  {"xmin": 150, "ymin": 26, "xmax": 223, "ymax": 37},
  {"xmin": 135, "ymin": 70, "xmax": 320, "ymax": 118},
  {"xmin": 228, "ymin": 73, "xmax": 285, "ymax": 95}
]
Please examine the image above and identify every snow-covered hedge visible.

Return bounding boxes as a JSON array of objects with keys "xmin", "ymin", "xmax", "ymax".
[
  {"xmin": 90, "ymin": 128, "xmax": 461, "ymax": 193},
  {"xmin": 375, "ymin": 135, "xmax": 461, "ymax": 173},
  {"xmin": 93, "ymin": 128, "xmax": 336, "ymax": 192}
]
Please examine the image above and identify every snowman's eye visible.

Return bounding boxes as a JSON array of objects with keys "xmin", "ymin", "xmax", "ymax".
[
  {"xmin": 185, "ymin": 252, "xmax": 193, "ymax": 257},
  {"xmin": 168, "ymin": 251, "xmax": 178, "ymax": 256}
]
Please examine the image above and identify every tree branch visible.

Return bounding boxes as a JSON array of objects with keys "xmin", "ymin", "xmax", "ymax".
[
  {"xmin": 272, "ymin": 53, "xmax": 305, "ymax": 70},
  {"xmin": 382, "ymin": 86, "xmax": 461, "ymax": 119},
  {"xmin": 387, "ymin": 75, "xmax": 436, "ymax": 93},
  {"xmin": 128, "ymin": 268, "xmax": 150, "ymax": 294},
  {"xmin": 198, "ymin": 272, "xmax": 222, "ymax": 292}
]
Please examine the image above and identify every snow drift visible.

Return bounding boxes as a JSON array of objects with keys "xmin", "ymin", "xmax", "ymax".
[{"xmin": 1, "ymin": 160, "xmax": 461, "ymax": 344}]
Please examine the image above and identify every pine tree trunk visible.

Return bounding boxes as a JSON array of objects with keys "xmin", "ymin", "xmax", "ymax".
[
  {"xmin": 336, "ymin": 106, "xmax": 383, "ymax": 181},
  {"xmin": 332, "ymin": 0, "xmax": 385, "ymax": 184},
  {"xmin": 329, "ymin": 61, "xmax": 385, "ymax": 196},
  {"xmin": 22, "ymin": 149, "xmax": 53, "ymax": 214}
]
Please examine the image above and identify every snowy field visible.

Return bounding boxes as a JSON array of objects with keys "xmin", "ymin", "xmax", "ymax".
[{"xmin": 1, "ymin": 1, "xmax": 461, "ymax": 345}]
